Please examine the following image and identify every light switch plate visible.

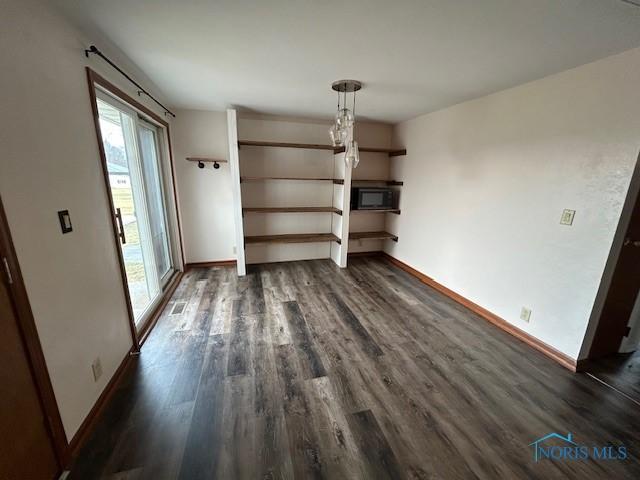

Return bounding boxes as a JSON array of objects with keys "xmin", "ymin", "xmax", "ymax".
[
  {"xmin": 58, "ymin": 210, "xmax": 73, "ymax": 233},
  {"xmin": 520, "ymin": 307, "xmax": 532, "ymax": 323},
  {"xmin": 560, "ymin": 209, "xmax": 575, "ymax": 226}
]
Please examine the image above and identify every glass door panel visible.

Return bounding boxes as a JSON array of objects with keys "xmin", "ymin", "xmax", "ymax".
[
  {"xmin": 137, "ymin": 122, "xmax": 172, "ymax": 284},
  {"xmin": 97, "ymin": 95, "xmax": 162, "ymax": 325}
]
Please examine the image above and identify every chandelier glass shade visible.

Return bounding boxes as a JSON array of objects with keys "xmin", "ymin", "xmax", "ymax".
[
  {"xmin": 346, "ymin": 139, "xmax": 360, "ymax": 169},
  {"xmin": 336, "ymin": 108, "xmax": 354, "ymax": 129},
  {"xmin": 329, "ymin": 123, "xmax": 347, "ymax": 147},
  {"xmin": 329, "ymin": 80, "xmax": 362, "ymax": 168}
]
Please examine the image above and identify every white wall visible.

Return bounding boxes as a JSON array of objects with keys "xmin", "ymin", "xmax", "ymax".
[
  {"xmin": 389, "ymin": 47, "xmax": 640, "ymax": 360},
  {"xmin": 171, "ymin": 109, "xmax": 235, "ymax": 263},
  {"xmin": 0, "ymin": 0, "xmax": 175, "ymax": 440}
]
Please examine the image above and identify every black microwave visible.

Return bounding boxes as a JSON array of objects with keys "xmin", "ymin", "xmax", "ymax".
[{"xmin": 351, "ymin": 187, "xmax": 394, "ymax": 210}]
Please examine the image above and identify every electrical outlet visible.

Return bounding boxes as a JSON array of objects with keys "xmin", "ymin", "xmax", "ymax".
[
  {"xmin": 232, "ymin": 246, "xmax": 237, "ymax": 254},
  {"xmin": 91, "ymin": 357, "xmax": 103, "ymax": 382},
  {"xmin": 560, "ymin": 209, "xmax": 575, "ymax": 226},
  {"xmin": 520, "ymin": 307, "xmax": 532, "ymax": 323}
]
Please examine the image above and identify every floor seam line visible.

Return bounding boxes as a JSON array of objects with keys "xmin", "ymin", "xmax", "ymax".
[{"xmin": 584, "ymin": 372, "xmax": 640, "ymax": 408}]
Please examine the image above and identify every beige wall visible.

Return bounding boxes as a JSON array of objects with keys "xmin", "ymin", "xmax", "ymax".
[
  {"xmin": 172, "ymin": 110, "xmax": 235, "ymax": 263},
  {"xmin": 0, "ymin": 0, "xmax": 175, "ymax": 440},
  {"xmin": 389, "ymin": 47, "xmax": 640, "ymax": 360}
]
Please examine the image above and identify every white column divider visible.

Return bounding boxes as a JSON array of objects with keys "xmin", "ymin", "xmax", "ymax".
[
  {"xmin": 226, "ymin": 109, "xmax": 246, "ymax": 276},
  {"xmin": 339, "ymin": 153, "xmax": 352, "ymax": 267},
  {"xmin": 330, "ymin": 152, "xmax": 352, "ymax": 268}
]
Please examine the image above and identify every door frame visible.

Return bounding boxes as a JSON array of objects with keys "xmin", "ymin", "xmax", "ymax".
[
  {"xmin": 586, "ymin": 152, "xmax": 640, "ymax": 359},
  {"xmin": 0, "ymin": 196, "xmax": 67, "ymax": 469},
  {"xmin": 86, "ymin": 68, "xmax": 185, "ymax": 349}
]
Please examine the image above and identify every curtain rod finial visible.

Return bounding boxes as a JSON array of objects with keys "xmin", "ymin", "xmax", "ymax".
[{"xmin": 85, "ymin": 45, "xmax": 98, "ymax": 57}]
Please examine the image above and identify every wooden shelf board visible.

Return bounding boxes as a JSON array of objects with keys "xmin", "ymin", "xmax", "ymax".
[
  {"xmin": 335, "ymin": 146, "xmax": 407, "ymax": 156},
  {"xmin": 238, "ymin": 140, "xmax": 406, "ymax": 156},
  {"xmin": 350, "ymin": 209, "xmax": 400, "ymax": 215},
  {"xmin": 351, "ymin": 179, "xmax": 403, "ymax": 186},
  {"xmin": 243, "ymin": 207, "xmax": 342, "ymax": 215},
  {"xmin": 349, "ymin": 231, "xmax": 398, "ymax": 242},
  {"xmin": 240, "ymin": 176, "xmax": 344, "ymax": 184},
  {"xmin": 244, "ymin": 233, "xmax": 341, "ymax": 245},
  {"xmin": 388, "ymin": 149, "xmax": 407, "ymax": 157},
  {"xmin": 238, "ymin": 140, "xmax": 335, "ymax": 151}
]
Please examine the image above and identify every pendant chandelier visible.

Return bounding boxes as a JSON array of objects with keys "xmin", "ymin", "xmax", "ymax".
[{"xmin": 329, "ymin": 80, "xmax": 362, "ymax": 168}]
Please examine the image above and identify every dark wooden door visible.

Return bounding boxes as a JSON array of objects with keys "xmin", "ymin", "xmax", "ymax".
[
  {"xmin": 590, "ymin": 189, "xmax": 640, "ymax": 358},
  {"xmin": 0, "ymin": 254, "xmax": 59, "ymax": 478}
]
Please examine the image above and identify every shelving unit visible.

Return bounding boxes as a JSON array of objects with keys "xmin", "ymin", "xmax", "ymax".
[
  {"xmin": 227, "ymin": 110, "xmax": 405, "ymax": 273},
  {"xmin": 349, "ymin": 147, "xmax": 404, "ymax": 254}
]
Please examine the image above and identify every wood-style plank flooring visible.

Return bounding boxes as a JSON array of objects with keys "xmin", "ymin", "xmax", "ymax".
[
  {"xmin": 587, "ymin": 351, "xmax": 640, "ymax": 405},
  {"xmin": 68, "ymin": 257, "xmax": 640, "ymax": 479}
]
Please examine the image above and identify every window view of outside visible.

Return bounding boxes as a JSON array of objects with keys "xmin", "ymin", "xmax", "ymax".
[
  {"xmin": 138, "ymin": 126, "xmax": 171, "ymax": 280},
  {"xmin": 97, "ymin": 99, "xmax": 152, "ymax": 321}
]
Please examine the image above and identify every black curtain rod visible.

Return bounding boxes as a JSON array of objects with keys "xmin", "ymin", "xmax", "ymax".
[{"xmin": 85, "ymin": 45, "xmax": 176, "ymax": 118}]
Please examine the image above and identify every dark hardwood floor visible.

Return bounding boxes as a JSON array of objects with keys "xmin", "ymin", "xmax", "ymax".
[
  {"xmin": 68, "ymin": 257, "xmax": 640, "ymax": 479},
  {"xmin": 586, "ymin": 351, "xmax": 640, "ymax": 405}
]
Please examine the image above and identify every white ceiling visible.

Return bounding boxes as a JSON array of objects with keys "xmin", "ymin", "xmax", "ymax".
[{"xmin": 51, "ymin": 0, "xmax": 640, "ymax": 123}]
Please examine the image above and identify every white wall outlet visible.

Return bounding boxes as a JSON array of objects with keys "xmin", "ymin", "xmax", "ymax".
[
  {"xmin": 91, "ymin": 357, "xmax": 103, "ymax": 382},
  {"xmin": 560, "ymin": 209, "xmax": 575, "ymax": 226},
  {"xmin": 520, "ymin": 307, "xmax": 532, "ymax": 323},
  {"xmin": 232, "ymin": 246, "xmax": 237, "ymax": 254}
]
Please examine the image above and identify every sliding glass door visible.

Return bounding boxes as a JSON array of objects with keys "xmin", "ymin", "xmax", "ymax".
[
  {"xmin": 138, "ymin": 119, "xmax": 172, "ymax": 284},
  {"xmin": 96, "ymin": 91, "xmax": 173, "ymax": 327}
]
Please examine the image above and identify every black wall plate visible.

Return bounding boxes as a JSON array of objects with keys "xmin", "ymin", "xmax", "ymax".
[{"xmin": 58, "ymin": 210, "xmax": 72, "ymax": 234}]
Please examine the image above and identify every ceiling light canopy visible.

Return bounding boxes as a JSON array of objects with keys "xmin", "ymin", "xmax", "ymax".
[{"xmin": 329, "ymin": 80, "xmax": 362, "ymax": 168}]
